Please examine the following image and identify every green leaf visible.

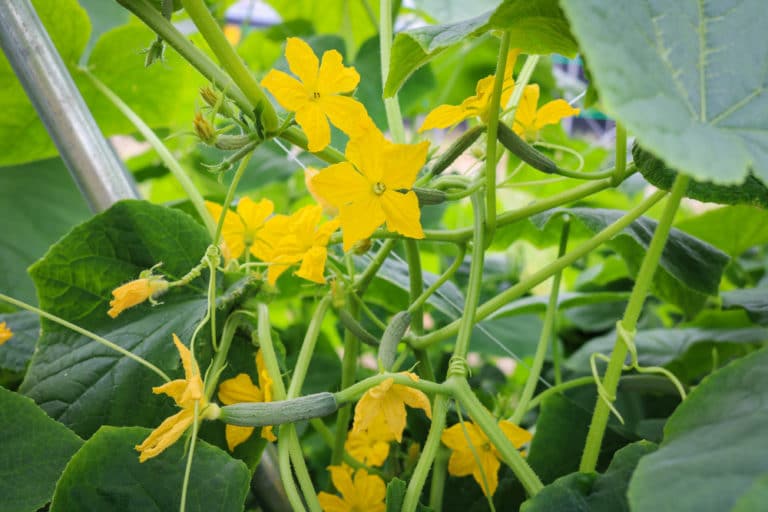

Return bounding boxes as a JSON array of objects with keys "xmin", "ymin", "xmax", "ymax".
[
  {"xmin": 0, "ymin": 158, "xmax": 91, "ymax": 304},
  {"xmin": 50, "ymin": 426, "xmax": 249, "ymax": 512},
  {"xmin": 566, "ymin": 327, "xmax": 768, "ymax": 381},
  {"xmin": 628, "ymin": 345, "xmax": 768, "ymax": 512},
  {"xmin": 385, "ymin": 0, "xmax": 578, "ymax": 96},
  {"xmin": 493, "ymin": 292, "xmax": 630, "ymax": 318},
  {"xmin": 522, "ymin": 207, "xmax": 730, "ymax": 316},
  {"xmin": 21, "ymin": 200, "xmax": 213, "ymax": 438},
  {"xmin": 722, "ymin": 288, "xmax": 768, "ymax": 325},
  {"xmin": 386, "ymin": 477, "xmax": 407, "ymax": 512},
  {"xmin": 675, "ymin": 206, "xmax": 768, "ymax": 258},
  {"xmin": 0, "ymin": 311, "xmax": 39, "ymax": 376},
  {"xmin": 634, "ymin": 144, "xmax": 768, "ymax": 208},
  {"xmin": 0, "ymin": 0, "xmax": 89, "ymax": 165},
  {"xmin": 471, "ymin": 314, "xmax": 543, "ymax": 359},
  {"xmin": 0, "ymin": 386, "xmax": 83, "ymax": 512},
  {"xmin": 521, "ymin": 441, "xmax": 657, "ymax": 512},
  {"xmin": 732, "ymin": 474, "xmax": 768, "ymax": 512},
  {"xmin": 561, "ymin": 0, "xmax": 768, "ymax": 185}
]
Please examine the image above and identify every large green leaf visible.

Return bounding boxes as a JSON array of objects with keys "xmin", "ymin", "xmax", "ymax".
[
  {"xmin": 0, "ymin": 387, "xmax": 83, "ymax": 512},
  {"xmin": 497, "ymin": 207, "xmax": 730, "ymax": 316},
  {"xmin": 722, "ymin": 288, "xmax": 768, "ymax": 325},
  {"xmin": 675, "ymin": 206, "xmax": 768, "ymax": 258},
  {"xmin": 566, "ymin": 327, "xmax": 768, "ymax": 381},
  {"xmin": 21, "ymin": 200, "xmax": 213, "ymax": 438},
  {"xmin": 521, "ymin": 441, "xmax": 657, "ymax": 512},
  {"xmin": 50, "ymin": 426, "xmax": 249, "ymax": 512},
  {"xmin": 628, "ymin": 346, "xmax": 768, "ymax": 512},
  {"xmin": 384, "ymin": 0, "xmax": 577, "ymax": 96},
  {"xmin": 0, "ymin": 158, "xmax": 91, "ymax": 304},
  {"xmin": 561, "ymin": 0, "xmax": 768, "ymax": 185}
]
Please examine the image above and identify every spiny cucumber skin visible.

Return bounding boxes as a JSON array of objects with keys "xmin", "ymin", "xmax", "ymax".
[
  {"xmin": 379, "ymin": 311, "xmax": 412, "ymax": 371},
  {"xmin": 496, "ymin": 124, "xmax": 559, "ymax": 175}
]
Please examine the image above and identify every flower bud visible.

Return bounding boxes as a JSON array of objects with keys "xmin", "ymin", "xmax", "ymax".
[{"xmin": 193, "ymin": 112, "xmax": 217, "ymax": 145}]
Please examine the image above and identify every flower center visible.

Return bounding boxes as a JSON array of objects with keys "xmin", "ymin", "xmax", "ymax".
[
  {"xmin": 372, "ymin": 182, "xmax": 386, "ymax": 195},
  {"xmin": 312, "ymin": 90, "xmax": 321, "ymax": 100}
]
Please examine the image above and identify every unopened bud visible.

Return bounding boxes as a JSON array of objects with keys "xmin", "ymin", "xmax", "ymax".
[{"xmin": 193, "ymin": 112, "xmax": 217, "ymax": 145}]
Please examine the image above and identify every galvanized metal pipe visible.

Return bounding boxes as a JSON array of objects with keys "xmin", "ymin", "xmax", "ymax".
[{"xmin": 0, "ymin": 0, "xmax": 138, "ymax": 211}]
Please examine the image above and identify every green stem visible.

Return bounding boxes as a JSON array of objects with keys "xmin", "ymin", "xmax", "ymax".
[
  {"xmin": 179, "ymin": 401, "xmax": 200, "ymax": 512},
  {"xmin": 279, "ymin": 126, "xmax": 346, "ymax": 164},
  {"xmin": 334, "ymin": 372, "xmax": 448, "ymax": 405},
  {"xmin": 526, "ymin": 376, "xmax": 597, "ymax": 412},
  {"xmin": 116, "ymin": 0, "xmax": 253, "ymax": 116},
  {"xmin": 484, "ymin": 31, "xmax": 511, "ymax": 245},
  {"xmin": 402, "ymin": 394, "xmax": 449, "ymax": 512},
  {"xmin": 612, "ymin": 123, "xmax": 627, "ymax": 185},
  {"xmin": 0, "ymin": 293, "xmax": 170, "ymax": 382},
  {"xmin": 287, "ymin": 296, "xmax": 333, "ymax": 399},
  {"xmin": 331, "ymin": 302, "xmax": 361, "ymax": 465},
  {"xmin": 410, "ymin": 189, "xmax": 666, "ymax": 349},
  {"xmin": 379, "ymin": 0, "xmax": 405, "ymax": 143},
  {"xmin": 286, "ymin": 424, "xmax": 322, "ymax": 512},
  {"xmin": 510, "ymin": 219, "xmax": 569, "ymax": 424},
  {"xmin": 203, "ymin": 310, "xmax": 243, "ymax": 399},
  {"xmin": 405, "ymin": 239, "xmax": 434, "ymax": 381},
  {"xmin": 353, "ymin": 239, "xmax": 398, "ymax": 294},
  {"xmin": 85, "ymin": 71, "xmax": 216, "ymax": 238},
  {"xmin": 180, "ymin": 0, "xmax": 277, "ymax": 131},
  {"xmin": 429, "ymin": 446, "xmax": 449, "ymax": 512},
  {"xmin": 277, "ymin": 424, "xmax": 306, "ymax": 512},
  {"xmin": 407, "ymin": 244, "xmax": 466, "ymax": 314},
  {"xmin": 453, "ymin": 379, "xmax": 543, "ymax": 496},
  {"xmin": 448, "ymin": 193, "xmax": 485, "ymax": 367},
  {"xmin": 213, "ymin": 151, "xmax": 254, "ymax": 245},
  {"xmin": 579, "ymin": 173, "xmax": 690, "ymax": 473}
]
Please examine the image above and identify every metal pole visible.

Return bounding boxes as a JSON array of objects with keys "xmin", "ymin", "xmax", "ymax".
[{"xmin": 0, "ymin": 0, "xmax": 139, "ymax": 211}]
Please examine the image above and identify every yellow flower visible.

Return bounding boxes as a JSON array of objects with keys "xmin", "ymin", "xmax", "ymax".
[
  {"xmin": 305, "ymin": 167, "xmax": 339, "ymax": 217},
  {"xmin": 318, "ymin": 466, "xmax": 386, "ymax": 512},
  {"xmin": 311, "ymin": 129, "xmax": 429, "ymax": 251},
  {"xmin": 441, "ymin": 420, "xmax": 532, "ymax": 496},
  {"xmin": 419, "ymin": 49, "xmax": 521, "ymax": 131},
  {"xmin": 261, "ymin": 37, "xmax": 372, "ymax": 152},
  {"xmin": 107, "ymin": 272, "xmax": 169, "ymax": 319},
  {"xmin": 352, "ymin": 372, "xmax": 431, "ymax": 442},
  {"xmin": 205, "ymin": 197, "xmax": 274, "ymax": 261},
  {"xmin": 512, "ymin": 84, "xmax": 580, "ymax": 140},
  {"xmin": 217, "ymin": 350, "xmax": 277, "ymax": 450},
  {"xmin": 258, "ymin": 205, "xmax": 340, "ymax": 285},
  {"xmin": 344, "ymin": 419, "xmax": 396, "ymax": 467},
  {"xmin": 136, "ymin": 334, "xmax": 217, "ymax": 462},
  {"xmin": 0, "ymin": 322, "xmax": 12, "ymax": 345}
]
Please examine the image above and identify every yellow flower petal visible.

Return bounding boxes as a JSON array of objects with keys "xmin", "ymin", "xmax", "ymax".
[
  {"xmin": 296, "ymin": 102, "xmax": 331, "ymax": 152},
  {"xmin": 305, "ymin": 167, "xmax": 339, "ymax": 216},
  {"xmin": 382, "ymin": 140, "xmax": 429, "ymax": 190},
  {"xmin": 498, "ymin": 420, "xmax": 533, "ymax": 448},
  {"xmin": 320, "ymin": 95, "xmax": 374, "ymax": 138},
  {"xmin": 338, "ymin": 195, "xmax": 385, "ymax": 251},
  {"xmin": 310, "ymin": 162, "xmax": 370, "ymax": 210},
  {"xmin": 236, "ymin": 197, "xmax": 274, "ymax": 241},
  {"xmin": 295, "ymin": 246, "xmax": 329, "ymax": 283},
  {"xmin": 0, "ymin": 322, "xmax": 12, "ymax": 345},
  {"xmin": 419, "ymin": 104, "xmax": 472, "ymax": 132},
  {"xmin": 206, "ymin": 200, "xmax": 247, "ymax": 260},
  {"xmin": 473, "ymin": 448, "xmax": 501, "ymax": 496},
  {"xmin": 329, "ymin": 465, "xmax": 356, "ymax": 500},
  {"xmin": 285, "ymin": 37, "xmax": 319, "ymax": 90},
  {"xmin": 512, "ymin": 84, "xmax": 540, "ymax": 137},
  {"xmin": 344, "ymin": 130, "xmax": 387, "ymax": 183},
  {"xmin": 353, "ymin": 469, "xmax": 386, "ymax": 507},
  {"xmin": 317, "ymin": 49, "xmax": 360, "ymax": 95},
  {"xmin": 534, "ymin": 99, "xmax": 580, "ymax": 131},
  {"xmin": 107, "ymin": 276, "xmax": 169, "ymax": 318},
  {"xmin": 225, "ymin": 424, "xmax": 256, "ymax": 452},
  {"xmin": 380, "ymin": 190, "xmax": 424, "ymax": 240},
  {"xmin": 318, "ymin": 492, "xmax": 348, "ymax": 512},
  {"xmin": 218, "ymin": 373, "xmax": 263, "ymax": 405},
  {"xmin": 447, "ymin": 447, "xmax": 476, "ymax": 477},
  {"xmin": 261, "ymin": 69, "xmax": 309, "ymax": 112}
]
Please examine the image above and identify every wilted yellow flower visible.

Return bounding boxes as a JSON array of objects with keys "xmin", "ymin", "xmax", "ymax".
[
  {"xmin": 107, "ymin": 272, "xmax": 169, "ymax": 319},
  {"xmin": 353, "ymin": 372, "xmax": 431, "ymax": 442},
  {"xmin": 344, "ymin": 419, "xmax": 396, "ymax": 467},
  {"xmin": 136, "ymin": 334, "xmax": 218, "ymax": 462},
  {"xmin": 311, "ymin": 129, "xmax": 428, "ymax": 251},
  {"xmin": 0, "ymin": 322, "xmax": 12, "ymax": 345},
  {"xmin": 419, "ymin": 49, "xmax": 520, "ymax": 131},
  {"xmin": 318, "ymin": 466, "xmax": 385, "ymax": 512},
  {"xmin": 217, "ymin": 350, "xmax": 276, "ymax": 450},
  {"xmin": 441, "ymin": 420, "xmax": 532, "ymax": 496},
  {"xmin": 512, "ymin": 84, "xmax": 580, "ymax": 140},
  {"xmin": 258, "ymin": 205, "xmax": 340, "ymax": 285},
  {"xmin": 205, "ymin": 197, "xmax": 274, "ymax": 261},
  {"xmin": 261, "ymin": 37, "xmax": 372, "ymax": 152}
]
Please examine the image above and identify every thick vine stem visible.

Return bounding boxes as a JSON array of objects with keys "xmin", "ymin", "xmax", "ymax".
[
  {"xmin": 451, "ymin": 379, "xmax": 544, "ymax": 496},
  {"xmin": 484, "ymin": 31, "xmax": 511, "ymax": 245},
  {"xmin": 402, "ymin": 394, "xmax": 449, "ymax": 512},
  {"xmin": 179, "ymin": 0, "xmax": 277, "ymax": 132},
  {"xmin": 409, "ymin": 189, "xmax": 667, "ymax": 349},
  {"xmin": 287, "ymin": 296, "xmax": 333, "ymax": 399},
  {"xmin": 579, "ymin": 173, "xmax": 690, "ymax": 473},
  {"xmin": 380, "ymin": 0, "xmax": 405, "ymax": 143}
]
